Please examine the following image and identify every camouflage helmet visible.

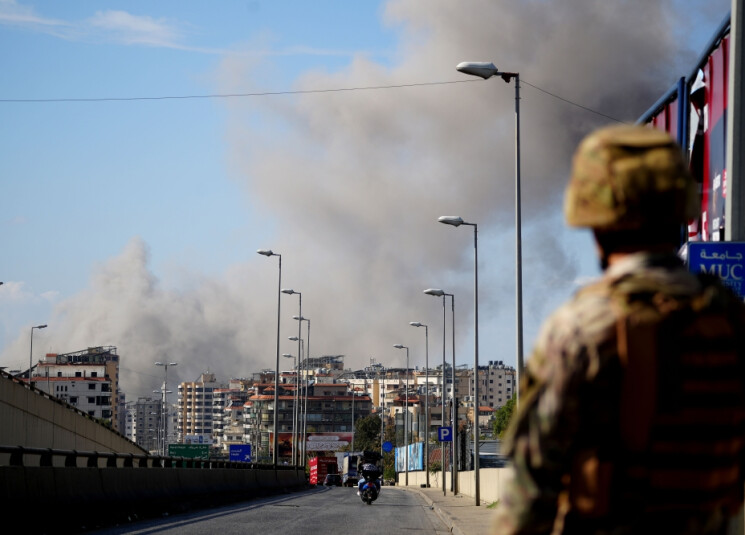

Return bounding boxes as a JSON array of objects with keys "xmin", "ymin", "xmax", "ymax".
[{"xmin": 564, "ymin": 124, "xmax": 699, "ymax": 230}]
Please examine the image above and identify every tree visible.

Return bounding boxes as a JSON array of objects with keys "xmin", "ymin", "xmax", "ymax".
[
  {"xmin": 493, "ymin": 395, "xmax": 516, "ymax": 439},
  {"xmin": 353, "ymin": 413, "xmax": 382, "ymax": 452}
]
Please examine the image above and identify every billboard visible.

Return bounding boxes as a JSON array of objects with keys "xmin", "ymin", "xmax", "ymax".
[
  {"xmin": 688, "ymin": 241, "xmax": 745, "ymax": 298},
  {"xmin": 268, "ymin": 432, "xmax": 353, "ymax": 456},
  {"xmin": 394, "ymin": 442, "xmax": 424, "ymax": 472},
  {"xmin": 701, "ymin": 34, "xmax": 729, "ymax": 242},
  {"xmin": 640, "ymin": 15, "xmax": 731, "ymax": 243}
]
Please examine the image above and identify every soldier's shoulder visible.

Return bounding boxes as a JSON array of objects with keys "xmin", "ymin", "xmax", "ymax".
[{"xmin": 531, "ymin": 280, "xmax": 618, "ymax": 369}]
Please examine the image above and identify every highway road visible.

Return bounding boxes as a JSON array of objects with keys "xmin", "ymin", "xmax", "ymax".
[{"xmin": 87, "ymin": 486, "xmax": 449, "ymax": 535}]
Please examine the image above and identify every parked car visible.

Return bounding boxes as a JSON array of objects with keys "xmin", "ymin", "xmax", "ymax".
[{"xmin": 323, "ymin": 473, "xmax": 342, "ymax": 487}]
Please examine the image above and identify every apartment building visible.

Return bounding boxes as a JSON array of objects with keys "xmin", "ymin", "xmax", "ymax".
[
  {"xmin": 31, "ymin": 346, "xmax": 120, "ymax": 428},
  {"xmin": 176, "ymin": 372, "xmax": 221, "ymax": 443}
]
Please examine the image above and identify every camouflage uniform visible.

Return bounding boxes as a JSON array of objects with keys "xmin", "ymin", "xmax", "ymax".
[{"xmin": 492, "ymin": 125, "xmax": 745, "ymax": 534}]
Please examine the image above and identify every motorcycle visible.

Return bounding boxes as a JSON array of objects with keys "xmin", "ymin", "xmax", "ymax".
[{"xmin": 359, "ymin": 477, "xmax": 380, "ymax": 505}]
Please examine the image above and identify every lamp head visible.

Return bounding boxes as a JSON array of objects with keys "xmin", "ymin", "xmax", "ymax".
[
  {"xmin": 409, "ymin": 322, "xmax": 424, "ymax": 328},
  {"xmin": 393, "ymin": 344, "xmax": 406, "ymax": 350},
  {"xmin": 288, "ymin": 336, "xmax": 299, "ymax": 341},
  {"xmin": 282, "ymin": 353, "xmax": 293, "ymax": 358},
  {"xmin": 456, "ymin": 61, "xmax": 498, "ymax": 80},
  {"xmin": 281, "ymin": 288, "xmax": 297, "ymax": 295},
  {"xmin": 424, "ymin": 288, "xmax": 445, "ymax": 297},
  {"xmin": 34, "ymin": 324, "xmax": 48, "ymax": 329},
  {"xmin": 257, "ymin": 249, "xmax": 274, "ymax": 257},
  {"xmin": 438, "ymin": 216, "xmax": 464, "ymax": 227}
]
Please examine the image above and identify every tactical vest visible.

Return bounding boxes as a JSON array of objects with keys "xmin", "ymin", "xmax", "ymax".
[{"xmin": 559, "ymin": 273, "xmax": 745, "ymax": 533}]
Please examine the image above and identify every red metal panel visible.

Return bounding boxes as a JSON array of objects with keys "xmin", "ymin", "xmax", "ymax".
[{"xmin": 702, "ymin": 35, "xmax": 729, "ymax": 241}]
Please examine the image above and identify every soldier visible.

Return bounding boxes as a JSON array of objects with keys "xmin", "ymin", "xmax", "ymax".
[{"xmin": 492, "ymin": 124, "xmax": 745, "ymax": 534}]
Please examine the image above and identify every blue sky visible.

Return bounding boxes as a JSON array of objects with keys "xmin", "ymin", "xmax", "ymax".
[{"xmin": 0, "ymin": 0, "xmax": 732, "ymax": 397}]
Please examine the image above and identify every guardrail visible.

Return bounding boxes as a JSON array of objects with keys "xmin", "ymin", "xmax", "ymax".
[
  {"xmin": 0, "ymin": 445, "xmax": 300, "ymax": 469},
  {"xmin": 1, "ymin": 446, "xmax": 307, "ymax": 534}
]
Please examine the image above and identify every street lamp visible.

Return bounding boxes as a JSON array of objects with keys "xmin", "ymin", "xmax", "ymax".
[
  {"xmin": 409, "ymin": 321, "xmax": 430, "ymax": 488},
  {"xmin": 155, "ymin": 361, "xmax": 177, "ymax": 456},
  {"xmin": 283, "ymin": 344, "xmax": 300, "ymax": 465},
  {"xmin": 393, "ymin": 344, "xmax": 409, "ymax": 486},
  {"xmin": 152, "ymin": 387, "xmax": 172, "ymax": 454},
  {"xmin": 258, "ymin": 248, "xmax": 282, "ymax": 466},
  {"xmin": 456, "ymin": 61, "xmax": 523, "ymax": 407},
  {"xmin": 283, "ymin": 287, "xmax": 302, "ymax": 466},
  {"xmin": 294, "ymin": 314, "xmax": 310, "ymax": 467},
  {"xmin": 29, "ymin": 324, "xmax": 47, "ymax": 388},
  {"xmin": 424, "ymin": 288, "xmax": 456, "ymax": 496},
  {"xmin": 438, "ymin": 215, "xmax": 480, "ymax": 505}
]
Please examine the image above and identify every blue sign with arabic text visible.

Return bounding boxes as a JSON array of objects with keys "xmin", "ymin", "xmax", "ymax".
[{"xmin": 688, "ymin": 242, "xmax": 745, "ymax": 298}]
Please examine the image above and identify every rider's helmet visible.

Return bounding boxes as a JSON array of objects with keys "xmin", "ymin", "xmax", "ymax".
[{"xmin": 564, "ymin": 124, "xmax": 699, "ymax": 231}]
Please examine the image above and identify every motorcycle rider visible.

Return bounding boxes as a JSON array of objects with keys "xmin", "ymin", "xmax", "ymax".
[{"xmin": 357, "ymin": 461, "xmax": 382, "ymax": 496}]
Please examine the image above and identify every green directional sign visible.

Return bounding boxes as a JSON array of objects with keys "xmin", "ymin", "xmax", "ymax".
[{"xmin": 168, "ymin": 444, "xmax": 210, "ymax": 459}]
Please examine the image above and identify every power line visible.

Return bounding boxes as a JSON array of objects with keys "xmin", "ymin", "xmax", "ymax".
[
  {"xmin": 0, "ymin": 77, "xmax": 624, "ymax": 122},
  {"xmin": 0, "ymin": 80, "xmax": 477, "ymax": 103},
  {"xmin": 521, "ymin": 79, "xmax": 626, "ymax": 124}
]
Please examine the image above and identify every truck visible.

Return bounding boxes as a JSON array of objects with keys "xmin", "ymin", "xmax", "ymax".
[
  {"xmin": 309, "ymin": 456, "xmax": 338, "ymax": 485},
  {"xmin": 341, "ymin": 454, "xmax": 359, "ymax": 487}
]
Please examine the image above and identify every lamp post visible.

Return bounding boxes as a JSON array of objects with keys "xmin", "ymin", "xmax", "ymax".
[
  {"xmin": 456, "ymin": 61, "xmax": 523, "ymax": 406},
  {"xmin": 288, "ymin": 335, "xmax": 304, "ymax": 465},
  {"xmin": 294, "ymin": 314, "xmax": 310, "ymax": 466},
  {"xmin": 438, "ymin": 215, "xmax": 480, "ymax": 505},
  {"xmin": 152, "ymin": 387, "xmax": 172, "ymax": 454},
  {"xmin": 351, "ymin": 385, "xmax": 356, "ymax": 451},
  {"xmin": 258, "ymin": 248, "xmax": 282, "ymax": 466},
  {"xmin": 283, "ymin": 287, "xmax": 302, "ymax": 465},
  {"xmin": 424, "ymin": 288, "xmax": 455, "ymax": 495},
  {"xmin": 155, "ymin": 361, "xmax": 177, "ymax": 456},
  {"xmin": 409, "ymin": 321, "xmax": 430, "ymax": 488},
  {"xmin": 29, "ymin": 324, "xmax": 47, "ymax": 388},
  {"xmin": 393, "ymin": 344, "xmax": 409, "ymax": 486},
  {"xmin": 282, "ymin": 352, "xmax": 298, "ymax": 464}
]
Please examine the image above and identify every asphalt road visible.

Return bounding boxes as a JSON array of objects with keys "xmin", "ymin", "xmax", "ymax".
[{"xmin": 87, "ymin": 486, "xmax": 449, "ymax": 535}]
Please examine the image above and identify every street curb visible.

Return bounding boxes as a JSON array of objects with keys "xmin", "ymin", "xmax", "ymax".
[{"xmin": 406, "ymin": 488, "xmax": 467, "ymax": 535}]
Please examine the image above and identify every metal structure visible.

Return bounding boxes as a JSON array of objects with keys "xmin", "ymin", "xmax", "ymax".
[
  {"xmin": 257, "ymin": 249, "xmax": 282, "ymax": 466},
  {"xmin": 438, "ymin": 215, "xmax": 480, "ymax": 505}
]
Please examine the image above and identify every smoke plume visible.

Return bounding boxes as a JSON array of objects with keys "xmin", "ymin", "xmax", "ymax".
[{"xmin": 1, "ymin": 0, "xmax": 727, "ymax": 397}]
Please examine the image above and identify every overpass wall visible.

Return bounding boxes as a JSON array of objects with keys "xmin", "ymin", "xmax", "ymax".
[
  {"xmin": 0, "ymin": 372, "xmax": 144, "ymax": 453},
  {"xmin": 1, "ymin": 453, "xmax": 306, "ymax": 534}
]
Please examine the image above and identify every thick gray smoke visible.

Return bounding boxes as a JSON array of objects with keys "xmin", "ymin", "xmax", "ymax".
[{"xmin": 1, "ymin": 0, "xmax": 728, "ymax": 397}]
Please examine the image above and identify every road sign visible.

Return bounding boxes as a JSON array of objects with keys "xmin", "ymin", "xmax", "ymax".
[
  {"xmin": 688, "ymin": 242, "xmax": 745, "ymax": 298},
  {"xmin": 438, "ymin": 426, "xmax": 452, "ymax": 442},
  {"xmin": 382, "ymin": 441, "xmax": 393, "ymax": 453},
  {"xmin": 229, "ymin": 444, "xmax": 252, "ymax": 462},
  {"xmin": 168, "ymin": 443, "xmax": 209, "ymax": 459}
]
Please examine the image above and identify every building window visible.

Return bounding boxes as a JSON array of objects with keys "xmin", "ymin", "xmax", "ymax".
[
  {"xmin": 88, "ymin": 384, "xmax": 96, "ymax": 390},
  {"xmin": 75, "ymin": 372, "xmax": 82, "ymax": 377},
  {"xmin": 91, "ymin": 372, "xmax": 98, "ymax": 378}
]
